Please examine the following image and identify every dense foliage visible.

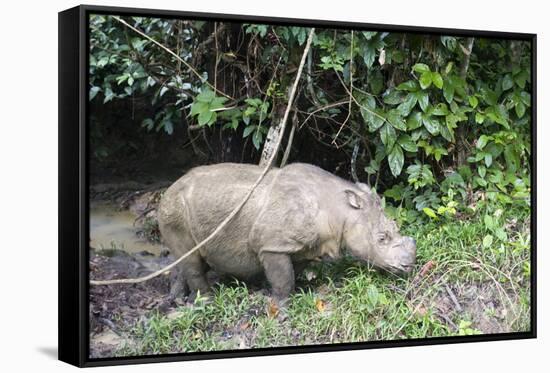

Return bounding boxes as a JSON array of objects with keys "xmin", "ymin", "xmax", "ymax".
[{"xmin": 89, "ymin": 15, "xmax": 532, "ymax": 221}]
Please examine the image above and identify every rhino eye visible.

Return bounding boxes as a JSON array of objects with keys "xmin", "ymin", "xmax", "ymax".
[{"xmin": 377, "ymin": 232, "xmax": 389, "ymax": 243}]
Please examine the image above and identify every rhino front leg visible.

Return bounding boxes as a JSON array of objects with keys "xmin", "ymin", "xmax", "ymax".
[{"xmin": 259, "ymin": 251, "xmax": 295, "ymax": 302}]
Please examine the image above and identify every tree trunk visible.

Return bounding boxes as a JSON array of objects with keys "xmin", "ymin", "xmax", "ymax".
[{"xmin": 259, "ymin": 102, "xmax": 287, "ymax": 167}]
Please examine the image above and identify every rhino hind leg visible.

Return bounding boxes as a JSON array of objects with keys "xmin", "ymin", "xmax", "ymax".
[
  {"xmin": 168, "ymin": 266, "xmax": 189, "ymax": 299},
  {"xmin": 180, "ymin": 252, "xmax": 210, "ymax": 301},
  {"xmin": 259, "ymin": 251, "xmax": 295, "ymax": 303}
]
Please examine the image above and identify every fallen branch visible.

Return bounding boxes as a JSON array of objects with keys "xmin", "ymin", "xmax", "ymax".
[
  {"xmin": 445, "ymin": 284, "xmax": 463, "ymax": 312},
  {"xmin": 435, "ymin": 311, "xmax": 458, "ymax": 331},
  {"xmin": 90, "ymin": 27, "xmax": 316, "ymax": 286}
]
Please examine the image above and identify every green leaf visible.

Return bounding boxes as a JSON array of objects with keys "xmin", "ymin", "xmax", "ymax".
[
  {"xmin": 515, "ymin": 102, "xmax": 526, "ymax": 118},
  {"xmin": 445, "ymin": 61, "xmax": 454, "ymax": 74},
  {"xmin": 198, "ymin": 110, "xmax": 214, "ymax": 126},
  {"xmin": 433, "ymin": 147, "xmax": 448, "ymax": 161},
  {"xmin": 190, "ymin": 101, "xmax": 208, "ymax": 116},
  {"xmin": 388, "ymin": 145, "xmax": 404, "ymax": 177},
  {"xmin": 383, "ymin": 90, "xmax": 403, "ymax": 105},
  {"xmin": 210, "ymin": 96, "xmax": 228, "ymax": 110},
  {"xmin": 445, "ymin": 113, "xmax": 459, "ymax": 130},
  {"xmin": 422, "ymin": 115, "xmax": 440, "ymax": 135},
  {"xmin": 468, "ymin": 96, "xmax": 479, "ymax": 108},
  {"xmin": 423, "ymin": 207, "xmax": 437, "ymax": 219},
  {"xmin": 419, "ymin": 72, "xmax": 432, "ymax": 89},
  {"xmin": 396, "ymin": 80, "xmax": 419, "ymax": 92},
  {"xmin": 482, "ymin": 234, "xmax": 494, "ymax": 248},
  {"xmin": 416, "ymin": 91, "xmax": 429, "ymax": 112},
  {"xmin": 398, "ymin": 134, "xmax": 418, "ymax": 152},
  {"xmin": 519, "ymin": 91, "xmax": 531, "ymax": 106},
  {"xmin": 439, "ymin": 124, "xmax": 453, "ymax": 142},
  {"xmin": 243, "ymin": 125, "xmax": 256, "ymax": 138},
  {"xmin": 486, "ymin": 104, "xmax": 510, "ymax": 128},
  {"xmin": 362, "ymin": 31, "xmax": 377, "ymax": 40},
  {"xmin": 475, "ymin": 112, "xmax": 485, "ymax": 124},
  {"xmin": 441, "ymin": 37, "xmax": 457, "ymax": 51},
  {"xmin": 103, "ymin": 88, "xmax": 114, "ymax": 103},
  {"xmin": 504, "ymin": 146, "xmax": 519, "ymax": 172},
  {"xmin": 515, "ymin": 71, "xmax": 528, "ymax": 89},
  {"xmin": 163, "ymin": 120, "xmax": 174, "ymax": 135},
  {"xmin": 387, "ymin": 110, "xmax": 407, "ymax": 131},
  {"xmin": 477, "ymin": 135, "xmax": 490, "ymax": 150},
  {"xmin": 502, "ymin": 74, "xmax": 514, "ymax": 91},
  {"xmin": 432, "ymin": 103, "xmax": 449, "ymax": 116},
  {"xmin": 413, "ymin": 63, "xmax": 430, "ymax": 74},
  {"xmin": 380, "ymin": 123, "xmax": 397, "ymax": 151},
  {"xmin": 443, "ymin": 81, "xmax": 455, "ymax": 103},
  {"xmin": 407, "ymin": 111, "xmax": 423, "ymax": 130},
  {"xmin": 252, "ymin": 130, "xmax": 263, "ymax": 150},
  {"xmin": 397, "ymin": 94, "xmax": 418, "ymax": 116},
  {"xmin": 484, "ymin": 153, "xmax": 493, "ymax": 167},
  {"xmin": 384, "ymin": 184, "xmax": 405, "ymax": 201},
  {"xmin": 431, "ymin": 72, "xmax": 444, "ymax": 89},
  {"xmin": 478, "ymin": 165, "xmax": 486, "ymax": 178},
  {"xmin": 296, "ymin": 29, "xmax": 306, "ymax": 45},
  {"xmin": 89, "ymin": 86, "xmax": 101, "ymax": 100},
  {"xmin": 495, "ymin": 228, "xmax": 508, "ymax": 242},
  {"xmin": 245, "ymin": 98, "xmax": 262, "ymax": 107},
  {"xmin": 141, "ymin": 118, "xmax": 154, "ymax": 130},
  {"xmin": 363, "ymin": 46, "xmax": 376, "ymax": 68},
  {"xmin": 196, "ymin": 88, "xmax": 216, "ymax": 103},
  {"xmin": 361, "ymin": 107, "xmax": 385, "ymax": 131}
]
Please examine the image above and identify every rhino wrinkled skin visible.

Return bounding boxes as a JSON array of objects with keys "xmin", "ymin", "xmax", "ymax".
[{"xmin": 158, "ymin": 163, "xmax": 416, "ymax": 301}]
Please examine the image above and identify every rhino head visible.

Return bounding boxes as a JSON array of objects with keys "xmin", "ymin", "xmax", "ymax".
[{"xmin": 341, "ymin": 183, "xmax": 416, "ymax": 275}]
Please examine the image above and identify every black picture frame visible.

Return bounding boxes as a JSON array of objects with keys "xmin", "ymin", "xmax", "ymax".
[{"xmin": 58, "ymin": 4, "xmax": 537, "ymax": 367}]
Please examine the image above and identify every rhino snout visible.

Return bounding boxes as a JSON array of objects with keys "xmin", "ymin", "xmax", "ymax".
[
  {"xmin": 384, "ymin": 237, "xmax": 416, "ymax": 275},
  {"xmin": 397, "ymin": 236, "xmax": 416, "ymax": 273}
]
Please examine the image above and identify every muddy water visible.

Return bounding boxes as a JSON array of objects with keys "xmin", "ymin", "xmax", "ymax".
[{"xmin": 90, "ymin": 202, "xmax": 164, "ymax": 256}]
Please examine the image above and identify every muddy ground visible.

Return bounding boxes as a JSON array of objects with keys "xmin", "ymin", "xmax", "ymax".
[{"xmin": 89, "ymin": 250, "xmax": 174, "ymax": 358}]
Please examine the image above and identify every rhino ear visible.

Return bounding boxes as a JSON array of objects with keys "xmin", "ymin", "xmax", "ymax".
[
  {"xmin": 345, "ymin": 190, "xmax": 364, "ymax": 209},
  {"xmin": 355, "ymin": 182, "xmax": 372, "ymax": 195}
]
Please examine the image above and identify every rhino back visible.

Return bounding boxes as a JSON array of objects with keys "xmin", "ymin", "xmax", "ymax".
[
  {"xmin": 162, "ymin": 163, "xmax": 281, "ymax": 277},
  {"xmin": 248, "ymin": 163, "xmax": 353, "ymax": 257}
]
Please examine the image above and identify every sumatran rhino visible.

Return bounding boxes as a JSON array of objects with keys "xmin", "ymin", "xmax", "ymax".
[{"xmin": 158, "ymin": 163, "xmax": 416, "ymax": 302}]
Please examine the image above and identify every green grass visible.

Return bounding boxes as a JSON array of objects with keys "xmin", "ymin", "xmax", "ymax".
[{"xmin": 114, "ymin": 202, "xmax": 531, "ymax": 356}]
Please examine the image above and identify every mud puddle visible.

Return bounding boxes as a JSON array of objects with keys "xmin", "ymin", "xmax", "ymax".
[{"xmin": 90, "ymin": 202, "xmax": 163, "ymax": 256}]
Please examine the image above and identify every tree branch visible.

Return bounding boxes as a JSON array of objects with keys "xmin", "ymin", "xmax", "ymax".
[
  {"xmin": 280, "ymin": 109, "xmax": 298, "ymax": 167},
  {"xmin": 112, "ymin": 16, "xmax": 234, "ymax": 100}
]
